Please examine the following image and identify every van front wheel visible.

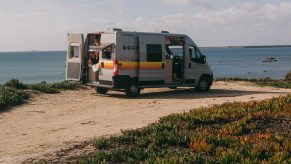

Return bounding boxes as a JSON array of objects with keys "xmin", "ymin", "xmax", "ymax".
[
  {"xmin": 196, "ymin": 77, "xmax": 211, "ymax": 92},
  {"xmin": 126, "ymin": 82, "xmax": 140, "ymax": 97},
  {"xmin": 96, "ymin": 87, "xmax": 109, "ymax": 94}
]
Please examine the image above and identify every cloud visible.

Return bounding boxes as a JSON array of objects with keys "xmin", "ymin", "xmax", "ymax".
[
  {"xmin": 161, "ymin": 0, "xmax": 206, "ymax": 5},
  {"xmin": 92, "ymin": 18, "xmax": 110, "ymax": 24},
  {"xmin": 0, "ymin": 0, "xmax": 120, "ymax": 51},
  {"xmin": 1, "ymin": 0, "xmax": 117, "ymax": 22},
  {"xmin": 1, "ymin": 1, "xmax": 291, "ymax": 51},
  {"xmin": 161, "ymin": 0, "xmax": 214, "ymax": 9},
  {"xmin": 108, "ymin": 2, "xmax": 291, "ymax": 46},
  {"xmin": 115, "ymin": 0, "xmax": 124, "ymax": 15}
]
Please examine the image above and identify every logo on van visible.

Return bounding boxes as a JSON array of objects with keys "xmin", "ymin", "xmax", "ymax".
[{"xmin": 123, "ymin": 45, "xmax": 138, "ymax": 51}]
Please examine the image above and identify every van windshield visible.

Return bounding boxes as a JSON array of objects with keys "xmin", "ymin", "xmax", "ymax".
[{"xmin": 167, "ymin": 45, "xmax": 183, "ymax": 57}]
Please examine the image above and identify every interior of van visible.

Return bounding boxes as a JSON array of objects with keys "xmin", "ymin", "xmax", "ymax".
[
  {"xmin": 165, "ymin": 37, "xmax": 185, "ymax": 83},
  {"xmin": 86, "ymin": 34, "xmax": 102, "ymax": 83}
]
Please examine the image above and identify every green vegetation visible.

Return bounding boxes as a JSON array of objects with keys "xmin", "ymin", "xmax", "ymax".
[
  {"xmin": 3, "ymin": 79, "xmax": 78, "ymax": 94},
  {"xmin": 0, "ymin": 86, "xmax": 29, "ymax": 108},
  {"xmin": 285, "ymin": 71, "xmax": 291, "ymax": 80},
  {"xmin": 215, "ymin": 77, "xmax": 272, "ymax": 82},
  {"xmin": 259, "ymin": 80, "xmax": 291, "ymax": 89},
  {"xmin": 26, "ymin": 81, "xmax": 77, "ymax": 94},
  {"xmin": 215, "ymin": 77, "xmax": 291, "ymax": 89},
  {"xmin": 0, "ymin": 80, "xmax": 78, "ymax": 109},
  {"xmin": 77, "ymin": 95, "xmax": 291, "ymax": 163},
  {"xmin": 4, "ymin": 79, "xmax": 27, "ymax": 90}
]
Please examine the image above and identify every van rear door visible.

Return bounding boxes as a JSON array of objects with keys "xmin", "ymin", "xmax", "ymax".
[
  {"xmin": 66, "ymin": 33, "xmax": 84, "ymax": 81},
  {"xmin": 138, "ymin": 35, "xmax": 166, "ymax": 85},
  {"xmin": 98, "ymin": 44, "xmax": 115, "ymax": 86}
]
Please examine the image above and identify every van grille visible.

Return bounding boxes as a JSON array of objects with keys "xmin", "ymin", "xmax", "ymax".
[{"xmin": 67, "ymin": 63, "xmax": 81, "ymax": 80}]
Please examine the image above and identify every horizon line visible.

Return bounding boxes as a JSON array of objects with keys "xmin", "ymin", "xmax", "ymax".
[{"xmin": 1, "ymin": 44, "xmax": 291, "ymax": 53}]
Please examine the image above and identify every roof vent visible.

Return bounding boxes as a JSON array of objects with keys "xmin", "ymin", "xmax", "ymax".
[
  {"xmin": 161, "ymin": 31, "xmax": 169, "ymax": 34},
  {"xmin": 107, "ymin": 28, "xmax": 122, "ymax": 32}
]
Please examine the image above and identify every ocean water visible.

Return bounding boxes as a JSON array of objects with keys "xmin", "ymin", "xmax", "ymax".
[
  {"xmin": 0, "ymin": 51, "xmax": 66, "ymax": 84},
  {"xmin": 0, "ymin": 47, "xmax": 291, "ymax": 84},
  {"xmin": 201, "ymin": 47, "xmax": 291, "ymax": 79}
]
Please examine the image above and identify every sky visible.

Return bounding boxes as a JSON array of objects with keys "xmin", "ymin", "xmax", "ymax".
[{"xmin": 0, "ymin": 0, "xmax": 291, "ymax": 51}]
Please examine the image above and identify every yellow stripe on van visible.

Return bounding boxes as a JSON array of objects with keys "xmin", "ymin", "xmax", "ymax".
[
  {"xmin": 140, "ymin": 62, "xmax": 165, "ymax": 70},
  {"xmin": 101, "ymin": 61, "xmax": 114, "ymax": 69},
  {"xmin": 119, "ymin": 62, "xmax": 165, "ymax": 70},
  {"xmin": 100, "ymin": 61, "xmax": 165, "ymax": 70},
  {"xmin": 119, "ymin": 62, "xmax": 138, "ymax": 69}
]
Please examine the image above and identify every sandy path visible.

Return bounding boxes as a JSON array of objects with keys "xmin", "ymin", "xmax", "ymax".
[{"xmin": 0, "ymin": 81, "xmax": 290, "ymax": 163}]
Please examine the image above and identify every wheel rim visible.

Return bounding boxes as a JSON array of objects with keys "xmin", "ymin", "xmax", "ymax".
[
  {"xmin": 130, "ymin": 85, "xmax": 138, "ymax": 93},
  {"xmin": 200, "ymin": 80, "xmax": 208, "ymax": 90}
]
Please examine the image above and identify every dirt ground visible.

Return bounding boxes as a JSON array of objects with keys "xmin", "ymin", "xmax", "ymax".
[{"xmin": 0, "ymin": 81, "xmax": 290, "ymax": 163}]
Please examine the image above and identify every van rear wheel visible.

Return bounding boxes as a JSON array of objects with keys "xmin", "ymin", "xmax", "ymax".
[
  {"xmin": 196, "ymin": 77, "xmax": 211, "ymax": 92},
  {"xmin": 96, "ymin": 87, "xmax": 109, "ymax": 94},
  {"xmin": 125, "ymin": 81, "xmax": 140, "ymax": 97}
]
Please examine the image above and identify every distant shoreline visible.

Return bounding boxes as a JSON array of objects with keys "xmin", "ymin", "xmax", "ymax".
[
  {"xmin": 1, "ymin": 45, "xmax": 291, "ymax": 53},
  {"xmin": 0, "ymin": 50, "xmax": 66, "ymax": 53},
  {"xmin": 200, "ymin": 45, "xmax": 291, "ymax": 49}
]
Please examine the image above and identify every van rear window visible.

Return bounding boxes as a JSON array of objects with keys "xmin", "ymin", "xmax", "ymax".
[
  {"xmin": 69, "ymin": 46, "xmax": 80, "ymax": 58},
  {"xmin": 146, "ymin": 44, "xmax": 162, "ymax": 62}
]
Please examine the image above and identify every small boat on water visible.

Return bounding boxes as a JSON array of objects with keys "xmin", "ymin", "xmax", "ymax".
[{"xmin": 263, "ymin": 57, "xmax": 277, "ymax": 62}]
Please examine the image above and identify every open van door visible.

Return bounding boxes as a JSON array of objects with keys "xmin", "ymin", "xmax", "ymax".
[
  {"xmin": 138, "ymin": 34, "xmax": 166, "ymax": 85},
  {"xmin": 98, "ymin": 44, "xmax": 115, "ymax": 86},
  {"xmin": 66, "ymin": 33, "xmax": 84, "ymax": 81}
]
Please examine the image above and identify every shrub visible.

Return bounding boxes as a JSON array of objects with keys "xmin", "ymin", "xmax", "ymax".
[
  {"xmin": 215, "ymin": 77, "xmax": 273, "ymax": 82},
  {"xmin": 26, "ymin": 81, "xmax": 78, "ymax": 94},
  {"xmin": 50, "ymin": 81, "xmax": 78, "ymax": 90},
  {"xmin": 285, "ymin": 71, "xmax": 291, "ymax": 80},
  {"xmin": 27, "ymin": 83, "xmax": 60, "ymax": 94},
  {"xmin": 4, "ymin": 79, "xmax": 27, "ymax": 90},
  {"xmin": 0, "ymin": 86, "xmax": 29, "ymax": 108},
  {"xmin": 0, "ymin": 80, "xmax": 78, "ymax": 109},
  {"xmin": 95, "ymin": 138, "xmax": 111, "ymax": 149}
]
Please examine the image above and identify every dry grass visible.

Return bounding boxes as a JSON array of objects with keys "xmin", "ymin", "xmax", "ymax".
[{"xmin": 67, "ymin": 95, "xmax": 291, "ymax": 163}]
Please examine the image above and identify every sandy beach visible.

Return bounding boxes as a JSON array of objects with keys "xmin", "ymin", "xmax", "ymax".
[{"xmin": 0, "ymin": 81, "xmax": 290, "ymax": 163}]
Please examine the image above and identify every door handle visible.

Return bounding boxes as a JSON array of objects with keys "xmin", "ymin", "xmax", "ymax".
[
  {"xmin": 161, "ymin": 63, "xmax": 165, "ymax": 69},
  {"xmin": 188, "ymin": 63, "xmax": 191, "ymax": 68}
]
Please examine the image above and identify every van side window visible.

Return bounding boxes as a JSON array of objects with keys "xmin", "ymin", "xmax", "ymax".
[
  {"xmin": 189, "ymin": 46, "xmax": 202, "ymax": 63},
  {"xmin": 70, "ymin": 46, "xmax": 80, "ymax": 58},
  {"xmin": 147, "ymin": 44, "xmax": 162, "ymax": 62},
  {"xmin": 102, "ymin": 45, "xmax": 113, "ymax": 59}
]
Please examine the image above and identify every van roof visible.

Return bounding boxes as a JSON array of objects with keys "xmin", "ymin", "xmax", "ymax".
[{"xmin": 88, "ymin": 30, "xmax": 186, "ymax": 37}]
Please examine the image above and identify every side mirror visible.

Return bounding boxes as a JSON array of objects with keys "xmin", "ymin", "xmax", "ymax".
[
  {"xmin": 201, "ymin": 55, "xmax": 206, "ymax": 63},
  {"xmin": 166, "ymin": 54, "xmax": 173, "ymax": 60}
]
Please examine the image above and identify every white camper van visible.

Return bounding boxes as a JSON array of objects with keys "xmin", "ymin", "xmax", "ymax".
[{"xmin": 66, "ymin": 28, "xmax": 213, "ymax": 97}]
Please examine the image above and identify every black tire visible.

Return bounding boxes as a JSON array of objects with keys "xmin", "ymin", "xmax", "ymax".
[
  {"xmin": 96, "ymin": 87, "xmax": 109, "ymax": 94},
  {"xmin": 168, "ymin": 87, "xmax": 177, "ymax": 89},
  {"xmin": 125, "ymin": 81, "xmax": 140, "ymax": 97},
  {"xmin": 196, "ymin": 77, "xmax": 211, "ymax": 92}
]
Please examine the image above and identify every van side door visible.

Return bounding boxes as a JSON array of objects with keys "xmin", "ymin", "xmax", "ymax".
[
  {"xmin": 184, "ymin": 45, "xmax": 206, "ymax": 84},
  {"xmin": 138, "ymin": 35, "xmax": 166, "ymax": 85},
  {"xmin": 66, "ymin": 33, "xmax": 84, "ymax": 81}
]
